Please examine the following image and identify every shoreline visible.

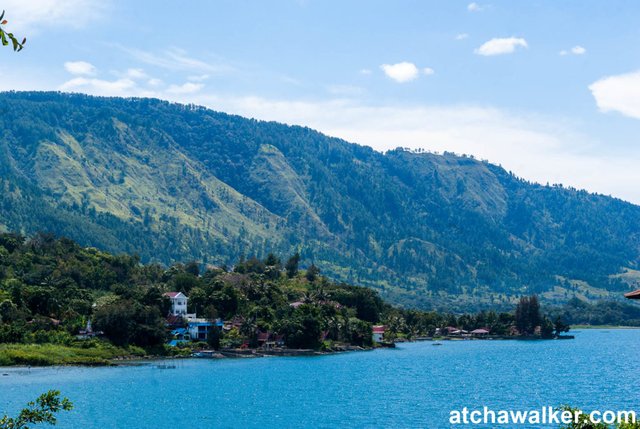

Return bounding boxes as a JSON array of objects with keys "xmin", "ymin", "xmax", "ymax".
[
  {"xmin": 0, "ymin": 332, "xmax": 581, "ymax": 369},
  {"xmin": 570, "ymin": 325, "xmax": 640, "ymax": 329},
  {"xmin": 0, "ymin": 344, "xmax": 375, "ymax": 369}
]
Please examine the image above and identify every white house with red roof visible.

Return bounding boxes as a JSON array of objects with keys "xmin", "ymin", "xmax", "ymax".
[
  {"xmin": 372, "ymin": 325, "xmax": 386, "ymax": 343},
  {"xmin": 164, "ymin": 292, "xmax": 189, "ymax": 316}
]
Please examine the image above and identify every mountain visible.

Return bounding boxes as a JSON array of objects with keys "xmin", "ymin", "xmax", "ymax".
[{"xmin": 1, "ymin": 91, "xmax": 639, "ymax": 311}]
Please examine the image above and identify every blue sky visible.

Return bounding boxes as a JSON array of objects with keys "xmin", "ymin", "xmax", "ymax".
[{"xmin": 2, "ymin": 1, "xmax": 640, "ymax": 203}]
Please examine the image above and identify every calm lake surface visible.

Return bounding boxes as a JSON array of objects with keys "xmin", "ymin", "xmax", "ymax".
[{"xmin": 1, "ymin": 329, "xmax": 639, "ymax": 428}]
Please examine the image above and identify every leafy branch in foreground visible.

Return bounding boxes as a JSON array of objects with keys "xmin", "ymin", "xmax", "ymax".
[
  {"xmin": 0, "ymin": 390, "xmax": 72, "ymax": 429},
  {"xmin": 559, "ymin": 406, "xmax": 640, "ymax": 429},
  {"xmin": 0, "ymin": 11, "xmax": 26, "ymax": 52}
]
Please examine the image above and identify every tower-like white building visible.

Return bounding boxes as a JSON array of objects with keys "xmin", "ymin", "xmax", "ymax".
[{"xmin": 164, "ymin": 292, "xmax": 189, "ymax": 316}]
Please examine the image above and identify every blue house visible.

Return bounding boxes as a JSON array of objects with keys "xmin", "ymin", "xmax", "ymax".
[
  {"xmin": 187, "ymin": 319, "xmax": 224, "ymax": 341},
  {"xmin": 167, "ymin": 327, "xmax": 191, "ymax": 347}
]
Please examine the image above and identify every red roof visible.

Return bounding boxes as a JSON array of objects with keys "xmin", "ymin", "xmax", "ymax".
[
  {"xmin": 164, "ymin": 292, "xmax": 180, "ymax": 298},
  {"xmin": 625, "ymin": 289, "xmax": 640, "ymax": 300},
  {"xmin": 372, "ymin": 325, "xmax": 385, "ymax": 333},
  {"xmin": 165, "ymin": 314, "xmax": 184, "ymax": 325}
]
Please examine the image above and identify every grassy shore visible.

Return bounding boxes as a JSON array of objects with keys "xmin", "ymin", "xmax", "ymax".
[
  {"xmin": 0, "ymin": 343, "xmax": 147, "ymax": 366},
  {"xmin": 570, "ymin": 324, "xmax": 640, "ymax": 329}
]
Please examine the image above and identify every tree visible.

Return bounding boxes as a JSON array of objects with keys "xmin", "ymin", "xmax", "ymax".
[
  {"xmin": 285, "ymin": 253, "xmax": 300, "ymax": 278},
  {"xmin": 207, "ymin": 325, "xmax": 222, "ymax": 350},
  {"xmin": 93, "ymin": 300, "xmax": 136, "ymax": 346},
  {"xmin": 527, "ymin": 295, "xmax": 541, "ymax": 331},
  {"xmin": 0, "ymin": 11, "xmax": 26, "ymax": 52},
  {"xmin": 184, "ymin": 261, "xmax": 200, "ymax": 277},
  {"xmin": 280, "ymin": 306, "xmax": 323, "ymax": 349},
  {"xmin": 540, "ymin": 316, "xmax": 554, "ymax": 339},
  {"xmin": 553, "ymin": 316, "xmax": 571, "ymax": 337},
  {"xmin": 0, "ymin": 390, "xmax": 72, "ymax": 428},
  {"xmin": 263, "ymin": 253, "xmax": 281, "ymax": 268},
  {"xmin": 515, "ymin": 295, "xmax": 542, "ymax": 336},
  {"xmin": 305, "ymin": 264, "xmax": 320, "ymax": 282}
]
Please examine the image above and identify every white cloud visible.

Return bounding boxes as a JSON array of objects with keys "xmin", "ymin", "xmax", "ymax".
[
  {"xmin": 380, "ymin": 62, "xmax": 420, "ymax": 83},
  {"xmin": 423, "ymin": 67, "xmax": 435, "ymax": 76},
  {"xmin": 589, "ymin": 70, "xmax": 640, "ymax": 120},
  {"xmin": 455, "ymin": 33, "xmax": 469, "ymax": 40},
  {"xmin": 0, "ymin": 0, "xmax": 107, "ymax": 33},
  {"xmin": 475, "ymin": 37, "xmax": 528, "ymax": 56},
  {"xmin": 467, "ymin": 2, "xmax": 484, "ymax": 12},
  {"xmin": 572, "ymin": 46, "xmax": 586, "ymax": 55},
  {"xmin": 560, "ymin": 46, "xmax": 586, "ymax": 56},
  {"xmin": 125, "ymin": 68, "xmax": 148, "ymax": 79},
  {"xmin": 64, "ymin": 61, "xmax": 96, "ymax": 76},
  {"xmin": 59, "ymin": 77, "xmax": 138, "ymax": 96},
  {"xmin": 122, "ymin": 47, "xmax": 233, "ymax": 75},
  {"xmin": 147, "ymin": 78, "xmax": 163, "ymax": 87},
  {"xmin": 360, "ymin": 69, "xmax": 372, "ymax": 75},
  {"xmin": 166, "ymin": 82, "xmax": 204, "ymax": 94}
]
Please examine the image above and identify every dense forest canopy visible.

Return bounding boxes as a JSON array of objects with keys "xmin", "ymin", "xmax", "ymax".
[{"xmin": 1, "ymin": 91, "xmax": 639, "ymax": 311}]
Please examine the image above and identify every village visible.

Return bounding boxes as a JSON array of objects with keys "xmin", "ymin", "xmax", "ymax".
[
  {"xmin": 73, "ymin": 287, "xmax": 576, "ymax": 360},
  {"xmin": 161, "ymin": 291, "xmax": 394, "ymax": 357}
]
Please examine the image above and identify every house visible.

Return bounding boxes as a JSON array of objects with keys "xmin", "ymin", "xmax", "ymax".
[
  {"xmin": 257, "ymin": 331, "xmax": 271, "ymax": 347},
  {"xmin": 223, "ymin": 316, "xmax": 244, "ymax": 332},
  {"xmin": 167, "ymin": 327, "xmax": 191, "ymax": 347},
  {"xmin": 187, "ymin": 318, "xmax": 224, "ymax": 341},
  {"xmin": 372, "ymin": 325, "xmax": 386, "ymax": 343},
  {"xmin": 165, "ymin": 313, "xmax": 185, "ymax": 327},
  {"xmin": 164, "ymin": 292, "xmax": 189, "ymax": 316},
  {"xmin": 188, "ymin": 319, "xmax": 214, "ymax": 341},
  {"xmin": 471, "ymin": 328, "xmax": 490, "ymax": 337},
  {"xmin": 256, "ymin": 331, "xmax": 286, "ymax": 349},
  {"xmin": 624, "ymin": 289, "xmax": 640, "ymax": 300}
]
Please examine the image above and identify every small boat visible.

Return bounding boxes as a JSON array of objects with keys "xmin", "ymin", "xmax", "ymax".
[{"xmin": 432, "ymin": 342, "xmax": 443, "ymax": 346}]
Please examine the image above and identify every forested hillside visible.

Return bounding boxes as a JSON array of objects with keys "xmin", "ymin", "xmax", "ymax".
[{"xmin": 1, "ymin": 91, "xmax": 639, "ymax": 311}]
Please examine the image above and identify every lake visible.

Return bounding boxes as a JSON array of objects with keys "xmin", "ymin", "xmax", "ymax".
[{"xmin": 1, "ymin": 329, "xmax": 639, "ymax": 428}]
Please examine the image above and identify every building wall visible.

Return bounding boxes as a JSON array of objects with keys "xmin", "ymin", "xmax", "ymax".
[
  {"xmin": 188, "ymin": 323, "xmax": 213, "ymax": 341},
  {"xmin": 171, "ymin": 297, "xmax": 188, "ymax": 315}
]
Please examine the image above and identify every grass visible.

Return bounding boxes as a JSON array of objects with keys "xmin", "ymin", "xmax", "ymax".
[{"xmin": 0, "ymin": 342, "xmax": 147, "ymax": 367}]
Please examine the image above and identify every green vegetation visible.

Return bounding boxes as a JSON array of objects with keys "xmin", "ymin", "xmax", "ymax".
[
  {"xmin": 1, "ymin": 390, "xmax": 71, "ymax": 429},
  {"xmin": 1, "ymin": 92, "xmax": 639, "ymax": 311},
  {"xmin": 0, "ymin": 11, "xmax": 26, "ymax": 52},
  {"xmin": 559, "ymin": 407, "xmax": 640, "ymax": 429},
  {"xmin": 0, "ymin": 343, "xmax": 144, "ymax": 366},
  {"xmin": 551, "ymin": 297, "xmax": 640, "ymax": 327},
  {"xmin": 515, "ymin": 295, "xmax": 569, "ymax": 337},
  {"xmin": 0, "ymin": 233, "xmax": 569, "ymax": 365}
]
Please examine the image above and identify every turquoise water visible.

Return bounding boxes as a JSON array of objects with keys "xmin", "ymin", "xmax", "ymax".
[{"xmin": 1, "ymin": 330, "xmax": 639, "ymax": 428}]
